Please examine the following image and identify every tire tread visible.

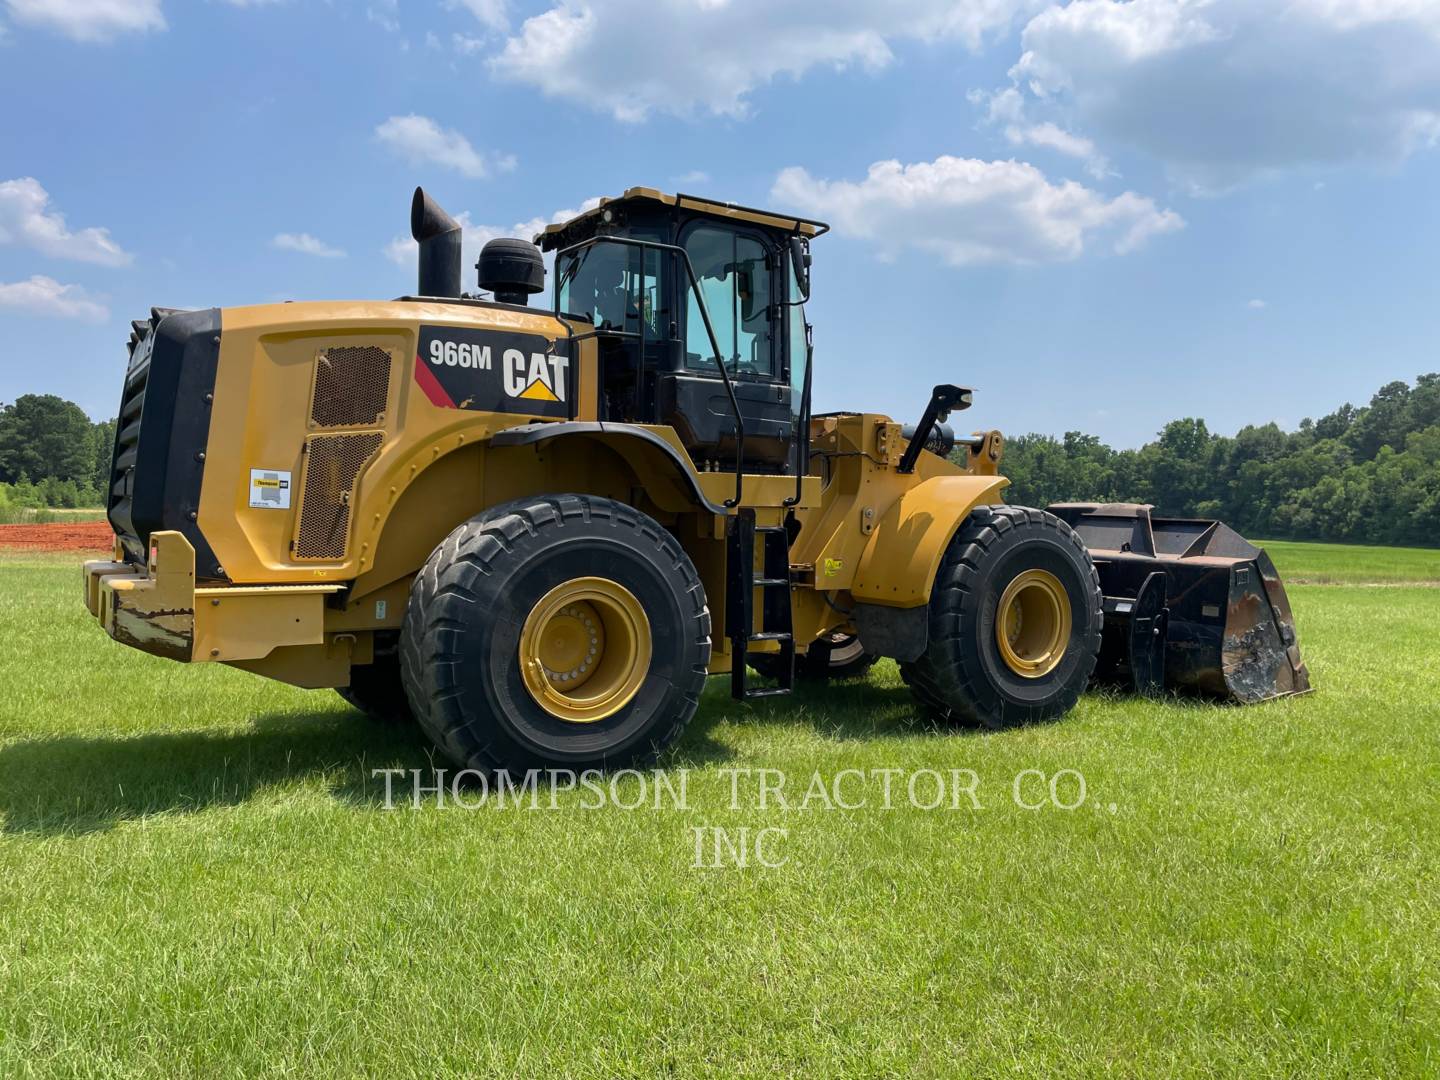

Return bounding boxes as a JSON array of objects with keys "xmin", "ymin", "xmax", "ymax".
[
  {"xmin": 400, "ymin": 494, "xmax": 710, "ymax": 772},
  {"xmin": 899, "ymin": 505, "xmax": 1101, "ymax": 729}
]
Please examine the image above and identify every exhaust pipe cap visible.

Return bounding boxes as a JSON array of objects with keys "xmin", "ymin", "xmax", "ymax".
[{"xmin": 410, "ymin": 186, "xmax": 463, "ymax": 298}]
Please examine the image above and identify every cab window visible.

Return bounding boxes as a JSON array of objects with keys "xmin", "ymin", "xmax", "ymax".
[
  {"xmin": 683, "ymin": 225, "xmax": 774, "ymax": 377},
  {"xmin": 558, "ymin": 243, "xmax": 664, "ymax": 339}
]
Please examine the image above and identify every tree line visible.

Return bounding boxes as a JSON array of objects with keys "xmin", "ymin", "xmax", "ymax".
[
  {"xmin": 4, "ymin": 372, "xmax": 1440, "ymax": 546},
  {"xmin": 990, "ymin": 373, "xmax": 1440, "ymax": 548},
  {"xmin": 0, "ymin": 395, "xmax": 115, "ymax": 510}
]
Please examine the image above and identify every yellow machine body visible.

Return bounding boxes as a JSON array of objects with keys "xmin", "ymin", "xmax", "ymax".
[{"xmin": 83, "ymin": 298, "xmax": 1007, "ymax": 687}]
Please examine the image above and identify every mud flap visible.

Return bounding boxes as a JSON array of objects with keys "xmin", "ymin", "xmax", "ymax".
[{"xmin": 1049, "ymin": 503, "xmax": 1310, "ymax": 703}]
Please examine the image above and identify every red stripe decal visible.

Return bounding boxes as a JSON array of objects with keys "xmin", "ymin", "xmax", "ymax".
[{"xmin": 413, "ymin": 354, "xmax": 455, "ymax": 408}]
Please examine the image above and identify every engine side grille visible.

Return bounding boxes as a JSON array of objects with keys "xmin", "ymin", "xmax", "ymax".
[
  {"xmin": 310, "ymin": 346, "xmax": 392, "ymax": 428},
  {"xmin": 294, "ymin": 432, "xmax": 384, "ymax": 560}
]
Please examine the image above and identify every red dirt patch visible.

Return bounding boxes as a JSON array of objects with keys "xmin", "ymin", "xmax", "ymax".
[{"xmin": 0, "ymin": 521, "xmax": 115, "ymax": 552}]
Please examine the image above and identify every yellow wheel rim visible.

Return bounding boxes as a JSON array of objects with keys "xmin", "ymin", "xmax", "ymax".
[
  {"xmin": 995, "ymin": 569, "xmax": 1071, "ymax": 679},
  {"xmin": 518, "ymin": 577, "xmax": 652, "ymax": 723}
]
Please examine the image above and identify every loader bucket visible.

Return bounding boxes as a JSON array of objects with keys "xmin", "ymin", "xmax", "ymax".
[{"xmin": 1047, "ymin": 504, "xmax": 1310, "ymax": 704}]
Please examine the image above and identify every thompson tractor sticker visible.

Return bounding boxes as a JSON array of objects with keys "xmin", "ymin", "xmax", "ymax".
[
  {"xmin": 414, "ymin": 325, "xmax": 570, "ymax": 418},
  {"xmin": 249, "ymin": 469, "xmax": 292, "ymax": 509}
]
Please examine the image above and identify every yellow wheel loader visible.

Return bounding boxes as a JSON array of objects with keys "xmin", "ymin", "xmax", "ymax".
[{"xmin": 83, "ymin": 187, "xmax": 1309, "ymax": 772}]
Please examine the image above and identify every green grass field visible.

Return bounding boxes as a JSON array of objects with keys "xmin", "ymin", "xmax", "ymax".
[
  {"xmin": 1257, "ymin": 539, "xmax": 1440, "ymax": 584},
  {"xmin": 1, "ymin": 543, "xmax": 1437, "ymax": 1077}
]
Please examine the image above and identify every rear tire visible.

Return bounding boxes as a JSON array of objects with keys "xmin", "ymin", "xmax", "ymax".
[
  {"xmin": 900, "ymin": 505, "xmax": 1101, "ymax": 729},
  {"xmin": 399, "ymin": 494, "xmax": 711, "ymax": 773}
]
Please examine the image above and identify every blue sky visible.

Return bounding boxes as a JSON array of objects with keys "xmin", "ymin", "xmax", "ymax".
[{"xmin": 3, "ymin": 0, "xmax": 1440, "ymax": 447}]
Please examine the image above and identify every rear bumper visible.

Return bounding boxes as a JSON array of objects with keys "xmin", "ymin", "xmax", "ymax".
[
  {"xmin": 84, "ymin": 531, "xmax": 197, "ymax": 661},
  {"xmin": 84, "ymin": 530, "xmax": 342, "ymax": 665}
]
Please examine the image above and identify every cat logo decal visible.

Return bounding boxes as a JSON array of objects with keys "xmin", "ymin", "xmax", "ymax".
[{"xmin": 415, "ymin": 326, "xmax": 570, "ymax": 418}]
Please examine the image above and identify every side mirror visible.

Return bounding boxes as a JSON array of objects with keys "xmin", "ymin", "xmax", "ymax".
[{"xmin": 789, "ymin": 236, "xmax": 811, "ymax": 299}]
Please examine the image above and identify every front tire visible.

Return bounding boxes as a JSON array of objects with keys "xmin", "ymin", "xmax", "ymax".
[
  {"xmin": 901, "ymin": 506, "xmax": 1101, "ymax": 729},
  {"xmin": 399, "ymin": 494, "xmax": 711, "ymax": 772}
]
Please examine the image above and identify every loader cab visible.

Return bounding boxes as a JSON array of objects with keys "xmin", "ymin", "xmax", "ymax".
[{"xmin": 539, "ymin": 188, "xmax": 826, "ymax": 473}]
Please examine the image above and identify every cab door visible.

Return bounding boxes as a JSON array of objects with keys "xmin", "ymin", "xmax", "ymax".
[{"xmin": 664, "ymin": 222, "xmax": 793, "ymax": 469}]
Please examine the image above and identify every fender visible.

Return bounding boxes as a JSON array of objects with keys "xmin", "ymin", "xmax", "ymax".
[
  {"xmin": 351, "ymin": 420, "xmax": 724, "ymax": 599},
  {"xmin": 490, "ymin": 421, "xmax": 726, "ymax": 514},
  {"xmin": 850, "ymin": 474, "xmax": 1009, "ymax": 608}
]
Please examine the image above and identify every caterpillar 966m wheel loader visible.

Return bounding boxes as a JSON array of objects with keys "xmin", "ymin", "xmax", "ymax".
[{"xmin": 83, "ymin": 187, "xmax": 1309, "ymax": 771}]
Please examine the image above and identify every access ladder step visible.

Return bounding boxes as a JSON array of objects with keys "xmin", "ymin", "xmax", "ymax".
[
  {"xmin": 726, "ymin": 508, "xmax": 797, "ymax": 701},
  {"xmin": 742, "ymin": 687, "xmax": 791, "ymax": 700}
]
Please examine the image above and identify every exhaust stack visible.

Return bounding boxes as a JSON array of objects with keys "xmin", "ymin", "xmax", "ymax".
[{"xmin": 411, "ymin": 187, "xmax": 462, "ymax": 299}]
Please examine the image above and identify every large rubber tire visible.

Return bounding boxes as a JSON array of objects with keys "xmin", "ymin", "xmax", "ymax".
[
  {"xmin": 900, "ymin": 505, "xmax": 1102, "ymax": 729},
  {"xmin": 399, "ymin": 494, "xmax": 711, "ymax": 772},
  {"xmin": 752, "ymin": 632, "xmax": 877, "ymax": 682},
  {"xmin": 335, "ymin": 649, "xmax": 413, "ymax": 725}
]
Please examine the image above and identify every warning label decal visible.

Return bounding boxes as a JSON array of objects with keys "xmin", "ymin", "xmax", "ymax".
[{"xmin": 415, "ymin": 325, "xmax": 570, "ymax": 418}]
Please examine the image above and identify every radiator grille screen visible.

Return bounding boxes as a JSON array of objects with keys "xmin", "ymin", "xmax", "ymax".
[
  {"xmin": 294, "ymin": 432, "xmax": 384, "ymax": 560},
  {"xmin": 310, "ymin": 346, "xmax": 391, "ymax": 428}
]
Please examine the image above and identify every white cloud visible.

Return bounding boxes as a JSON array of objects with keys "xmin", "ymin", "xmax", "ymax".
[
  {"xmin": 510, "ymin": 196, "xmax": 603, "ymax": 245},
  {"xmin": 375, "ymin": 114, "xmax": 513, "ymax": 179},
  {"xmin": 771, "ymin": 156, "xmax": 1182, "ymax": 266},
  {"xmin": 384, "ymin": 198, "xmax": 602, "ymax": 290},
  {"xmin": 386, "ymin": 208, "xmax": 485, "ymax": 271},
  {"xmin": 973, "ymin": 86, "xmax": 1112, "ymax": 178},
  {"xmin": 0, "ymin": 275, "xmax": 108, "ymax": 322},
  {"xmin": 490, "ymin": 0, "xmax": 1044, "ymax": 121},
  {"xmin": 674, "ymin": 170, "xmax": 711, "ymax": 186},
  {"xmin": 449, "ymin": 0, "xmax": 506, "ymax": 32},
  {"xmin": 1018, "ymin": 122, "xmax": 1106, "ymax": 168},
  {"xmin": 3, "ymin": 0, "xmax": 164, "ymax": 42},
  {"xmin": 383, "ymin": 235, "xmax": 415, "ymax": 266},
  {"xmin": 1247, "ymin": 298, "xmax": 1267, "ymax": 310},
  {"xmin": 272, "ymin": 232, "xmax": 346, "ymax": 258},
  {"xmin": 0, "ymin": 177, "xmax": 132, "ymax": 266},
  {"xmin": 1004, "ymin": 0, "xmax": 1440, "ymax": 191},
  {"xmin": 367, "ymin": 0, "xmax": 398, "ymax": 33}
]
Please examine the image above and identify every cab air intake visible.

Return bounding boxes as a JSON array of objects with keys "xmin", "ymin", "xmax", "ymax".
[{"xmin": 478, "ymin": 237, "xmax": 545, "ymax": 306}]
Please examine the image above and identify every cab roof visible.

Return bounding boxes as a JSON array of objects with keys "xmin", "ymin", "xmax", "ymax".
[{"xmin": 534, "ymin": 187, "xmax": 829, "ymax": 251}]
